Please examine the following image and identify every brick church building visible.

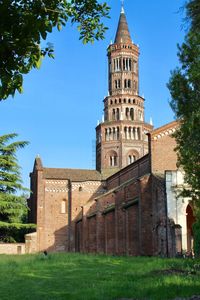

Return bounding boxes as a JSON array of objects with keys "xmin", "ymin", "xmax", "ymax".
[{"xmin": 27, "ymin": 7, "xmax": 194, "ymax": 256}]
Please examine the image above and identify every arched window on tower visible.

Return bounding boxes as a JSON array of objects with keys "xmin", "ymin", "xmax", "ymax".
[
  {"xmin": 125, "ymin": 107, "xmax": 129, "ymax": 120},
  {"xmin": 126, "ymin": 58, "xmax": 129, "ymax": 70},
  {"xmin": 118, "ymin": 79, "xmax": 121, "ymax": 88},
  {"xmin": 107, "ymin": 150, "xmax": 118, "ymax": 167},
  {"xmin": 119, "ymin": 58, "xmax": 122, "ymax": 71},
  {"xmin": 130, "ymin": 108, "xmax": 134, "ymax": 120},
  {"xmin": 128, "ymin": 155, "xmax": 136, "ymax": 165},
  {"xmin": 129, "ymin": 59, "xmax": 132, "ymax": 71},
  {"xmin": 117, "ymin": 127, "xmax": 120, "ymax": 140},
  {"xmin": 115, "ymin": 80, "xmax": 121, "ymax": 89},
  {"xmin": 105, "ymin": 128, "xmax": 109, "ymax": 141},
  {"xmin": 113, "ymin": 127, "xmax": 116, "ymax": 140},
  {"xmin": 127, "ymin": 150, "xmax": 139, "ymax": 165},
  {"xmin": 116, "ymin": 59, "xmax": 119, "ymax": 71},
  {"xmin": 124, "ymin": 79, "xmax": 127, "ymax": 89},
  {"xmin": 109, "ymin": 128, "xmax": 112, "ymax": 140},
  {"xmin": 123, "ymin": 58, "xmax": 126, "ymax": 70},
  {"xmin": 116, "ymin": 108, "xmax": 120, "ymax": 120},
  {"xmin": 112, "ymin": 109, "xmax": 115, "ymax": 120},
  {"xmin": 124, "ymin": 127, "xmax": 127, "ymax": 139}
]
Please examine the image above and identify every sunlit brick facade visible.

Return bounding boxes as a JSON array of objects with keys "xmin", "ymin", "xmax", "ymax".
[{"xmin": 28, "ymin": 7, "xmax": 194, "ymax": 257}]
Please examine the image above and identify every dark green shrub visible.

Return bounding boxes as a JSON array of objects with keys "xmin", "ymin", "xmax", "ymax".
[
  {"xmin": 0, "ymin": 222, "xmax": 36, "ymax": 243},
  {"xmin": 193, "ymin": 221, "xmax": 200, "ymax": 257}
]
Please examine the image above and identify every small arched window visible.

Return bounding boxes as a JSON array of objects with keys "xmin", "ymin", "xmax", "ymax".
[
  {"xmin": 129, "ymin": 59, "xmax": 132, "ymax": 71},
  {"xmin": 112, "ymin": 109, "xmax": 115, "ymax": 120},
  {"xmin": 116, "ymin": 108, "xmax": 120, "ymax": 120},
  {"xmin": 61, "ymin": 200, "xmax": 67, "ymax": 214},
  {"xmin": 124, "ymin": 79, "xmax": 127, "ymax": 88},
  {"xmin": 107, "ymin": 150, "xmax": 118, "ymax": 167},
  {"xmin": 128, "ymin": 155, "xmax": 136, "ymax": 165},
  {"xmin": 130, "ymin": 108, "xmax": 134, "ymax": 120},
  {"xmin": 125, "ymin": 107, "xmax": 129, "ymax": 119},
  {"xmin": 110, "ymin": 155, "xmax": 117, "ymax": 167},
  {"xmin": 118, "ymin": 79, "xmax": 121, "ymax": 88}
]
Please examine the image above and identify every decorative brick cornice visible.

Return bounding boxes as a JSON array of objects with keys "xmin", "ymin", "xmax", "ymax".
[
  {"xmin": 151, "ymin": 121, "xmax": 178, "ymax": 141},
  {"xmin": 45, "ymin": 180, "xmax": 106, "ymax": 194}
]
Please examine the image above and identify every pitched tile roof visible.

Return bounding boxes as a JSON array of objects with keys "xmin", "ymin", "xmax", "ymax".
[{"xmin": 43, "ymin": 168, "xmax": 102, "ymax": 181}]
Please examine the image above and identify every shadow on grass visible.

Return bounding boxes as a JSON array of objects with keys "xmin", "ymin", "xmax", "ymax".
[{"xmin": 0, "ymin": 254, "xmax": 199, "ymax": 300}]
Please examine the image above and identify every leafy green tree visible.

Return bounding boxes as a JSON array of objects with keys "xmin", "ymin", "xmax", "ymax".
[
  {"xmin": 168, "ymin": 0, "xmax": 200, "ymax": 255},
  {"xmin": 0, "ymin": 0, "xmax": 110, "ymax": 100},
  {"xmin": 0, "ymin": 133, "xmax": 29, "ymax": 241}
]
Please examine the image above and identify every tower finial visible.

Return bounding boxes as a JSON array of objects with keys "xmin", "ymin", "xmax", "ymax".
[{"xmin": 121, "ymin": 0, "xmax": 125, "ymax": 14}]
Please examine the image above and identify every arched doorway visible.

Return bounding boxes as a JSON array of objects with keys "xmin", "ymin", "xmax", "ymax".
[{"xmin": 186, "ymin": 204, "xmax": 195, "ymax": 253}]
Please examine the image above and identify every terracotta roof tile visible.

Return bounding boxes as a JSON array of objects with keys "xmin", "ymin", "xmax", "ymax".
[
  {"xmin": 115, "ymin": 9, "xmax": 132, "ymax": 44},
  {"xmin": 43, "ymin": 168, "xmax": 102, "ymax": 181}
]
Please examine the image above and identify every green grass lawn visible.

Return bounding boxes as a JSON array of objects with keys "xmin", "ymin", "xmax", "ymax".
[{"xmin": 0, "ymin": 253, "xmax": 199, "ymax": 300}]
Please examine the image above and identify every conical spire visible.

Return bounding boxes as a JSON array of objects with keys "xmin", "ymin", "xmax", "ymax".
[{"xmin": 114, "ymin": 6, "xmax": 132, "ymax": 44}]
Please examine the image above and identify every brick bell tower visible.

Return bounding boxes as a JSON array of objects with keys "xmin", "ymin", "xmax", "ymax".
[{"xmin": 96, "ymin": 5, "xmax": 153, "ymax": 177}]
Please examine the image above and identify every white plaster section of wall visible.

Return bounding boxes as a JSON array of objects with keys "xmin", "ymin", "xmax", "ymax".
[{"xmin": 166, "ymin": 170, "xmax": 191, "ymax": 251}]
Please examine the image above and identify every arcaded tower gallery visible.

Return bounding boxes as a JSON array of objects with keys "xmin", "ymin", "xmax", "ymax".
[{"xmin": 96, "ymin": 7, "xmax": 153, "ymax": 176}]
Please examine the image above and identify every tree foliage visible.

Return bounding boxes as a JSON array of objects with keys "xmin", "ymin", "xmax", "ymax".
[
  {"xmin": 193, "ymin": 221, "xmax": 200, "ymax": 257},
  {"xmin": 168, "ymin": 0, "xmax": 200, "ymax": 254},
  {"xmin": 168, "ymin": 0, "xmax": 200, "ymax": 200},
  {"xmin": 0, "ymin": 133, "xmax": 29, "ymax": 227},
  {"xmin": 0, "ymin": 0, "xmax": 110, "ymax": 100}
]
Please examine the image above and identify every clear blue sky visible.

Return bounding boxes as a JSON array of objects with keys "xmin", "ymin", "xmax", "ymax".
[{"xmin": 1, "ymin": 0, "xmax": 185, "ymax": 189}]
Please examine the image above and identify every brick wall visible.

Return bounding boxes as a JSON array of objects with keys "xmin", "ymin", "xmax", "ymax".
[
  {"xmin": 0, "ymin": 243, "xmax": 25, "ymax": 254},
  {"xmin": 25, "ymin": 232, "xmax": 38, "ymax": 253},
  {"xmin": 30, "ymin": 170, "xmax": 104, "ymax": 252},
  {"xmin": 150, "ymin": 122, "xmax": 178, "ymax": 174},
  {"xmin": 72, "ymin": 163, "xmax": 155, "ymax": 256},
  {"xmin": 29, "ymin": 123, "xmax": 179, "ymax": 256}
]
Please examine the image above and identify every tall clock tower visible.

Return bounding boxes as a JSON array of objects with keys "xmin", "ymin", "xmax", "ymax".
[{"xmin": 96, "ymin": 6, "xmax": 153, "ymax": 177}]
